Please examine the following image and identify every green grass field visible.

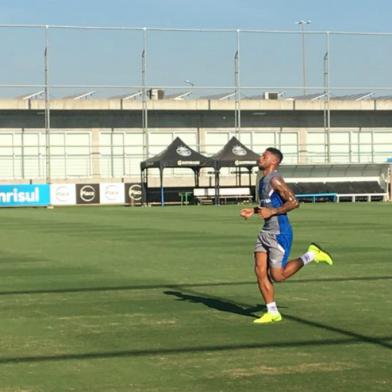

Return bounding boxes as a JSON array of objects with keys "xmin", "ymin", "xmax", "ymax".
[{"xmin": 0, "ymin": 203, "xmax": 390, "ymax": 392}]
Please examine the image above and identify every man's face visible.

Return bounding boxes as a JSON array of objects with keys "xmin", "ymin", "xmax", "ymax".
[{"xmin": 258, "ymin": 150, "xmax": 277, "ymax": 170}]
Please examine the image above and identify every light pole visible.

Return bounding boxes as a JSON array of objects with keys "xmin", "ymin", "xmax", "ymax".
[{"xmin": 296, "ymin": 20, "xmax": 311, "ymax": 95}]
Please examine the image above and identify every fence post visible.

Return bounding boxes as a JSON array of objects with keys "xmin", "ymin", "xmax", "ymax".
[
  {"xmin": 142, "ymin": 27, "xmax": 149, "ymax": 161},
  {"xmin": 44, "ymin": 25, "xmax": 51, "ymax": 184}
]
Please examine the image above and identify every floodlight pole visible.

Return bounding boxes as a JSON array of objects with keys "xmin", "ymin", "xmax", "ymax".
[
  {"xmin": 326, "ymin": 31, "xmax": 331, "ymax": 163},
  {"xmin": 234, "ymin": 29, "xmax": 241, "ymax": 140},
  {"xmin": 44, "ymin": 25, "xmax": 51, "ymax": 184},
  {"xmin": 323, "ymin": 49, "xmax": 328, "ymax": 162},
  {"xmin": 141, "ymin": 27, "xmax": 149, "ymax": 160},
  {"xmin": 297, "ymin": 20, "xmax": 311, "ymax": 95}
]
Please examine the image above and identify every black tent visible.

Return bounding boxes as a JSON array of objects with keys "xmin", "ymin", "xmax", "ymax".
[
  {"xmin": 210, "ymin": 136, "xmax": 260, "ymax": 203},
  {"xmin": 140, "ymin": 137, "xmax": 214, "ymax": 206}
]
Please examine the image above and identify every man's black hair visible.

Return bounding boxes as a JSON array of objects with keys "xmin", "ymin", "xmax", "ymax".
[{"xmin": 266, "ymin": 147, "xmax": 283, "ymax": 163}]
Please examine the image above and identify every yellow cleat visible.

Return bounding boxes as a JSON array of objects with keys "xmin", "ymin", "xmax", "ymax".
[
  {"xmin": 308, "ymin": 243, "xmax": 333, "ymax": 265},
  {"xmin": 253, "ymin": 312, "xmax": 282, "ymax": 324}
]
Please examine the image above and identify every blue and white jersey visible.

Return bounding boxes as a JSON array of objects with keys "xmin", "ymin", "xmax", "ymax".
[{"xmin": 258, "ymin": 171, "xmax": 292, "ymax": 234}]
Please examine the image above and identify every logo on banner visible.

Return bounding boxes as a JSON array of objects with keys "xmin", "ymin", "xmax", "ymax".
[
  {"xmin": 99, "ymin": 183, "xmax": 124, "ymax": 204},
  {"xmin": 0, "ymin": 187, "xmax": 39, "ymax": 203},
  {"xmin": 125, "ymin": 183, "xmax": 142, "ymax": 204},
  {"xmin": 232, "ymin": 145, "xmax": 247, "ymax": 156},
  {"xmin": 55, "ymin": 186, "xmax": 71, "ymax": 202},
  {"xmin": 50, "ymin": 184, "xmax": 76, "ymax": 205},
  {"xmin": 128, "ymin": 184, "xmax": 142, "ymax": 201},
  {"xmin": 176, "ymin": 146, "xmax": 192, "ymax": 157},
  {"xmin": 0, "ymin": 185, "xmax": 50, "ymax": 207},
  {"xmin": 104, "ymin": 185, "xmax": 120, "ymax": 201},
  {"xmin": 76, "ymin": 184, "xmax": 100, "ymax": 204},
  {"xmin": 80, "ymin": 185, "xmax": 96, "ymax": 202}
]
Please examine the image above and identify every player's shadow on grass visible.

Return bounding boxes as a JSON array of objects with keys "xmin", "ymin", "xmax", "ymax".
[{"xmin": 164, "ymin": 290, "xmax": 265, "ymax": 318}]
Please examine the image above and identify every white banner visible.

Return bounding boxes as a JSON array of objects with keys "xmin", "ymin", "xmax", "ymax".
[
  {"xmin": 99, "ymin": 183, "xmax": 125, "ymax": 204},
  {"xmin": 50, "ymin": 184, "xmax": 76, "ymax": 205}
]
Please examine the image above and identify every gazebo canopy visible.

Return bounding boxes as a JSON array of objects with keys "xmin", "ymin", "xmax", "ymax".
[
  {"xmin": 210, "ymin": 136, "xmax": 260, "ymax": 169},
  {"xmin": 140, "ymin": 137, "xmax": 214, "ymax": 170},
  {"xmin": 140, "ymin": 137, "xmax": 215, "ymax": 206}
]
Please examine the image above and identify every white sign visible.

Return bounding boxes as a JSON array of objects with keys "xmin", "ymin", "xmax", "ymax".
[
  {"xmin": 234, "ymin": 160, "xmax": 257, "ymax": 166},
  {"xmin": 50, "ymin": 184, "xmax": 76, "ymax": 205},
  {"xmin": 177, "ymin": 160, "xmax": 200, "ymax": 166},
  {"xmin": 99, "ymin": 183, "xmax": 125, "ymax": 204}
]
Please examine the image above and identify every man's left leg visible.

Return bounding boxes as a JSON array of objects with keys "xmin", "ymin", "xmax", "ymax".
[
  {"xmin": 269, "ymin": 257, "xmax": 304, "ymax": 282},
  {"xmin": 270, "ymin": 243, "xmax": 333, "ymax": 282}
]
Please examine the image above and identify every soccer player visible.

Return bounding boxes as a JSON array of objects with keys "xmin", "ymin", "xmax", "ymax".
[{"xmin": 240, "ymin": 147, "xmax": 333, "ymax": 324}]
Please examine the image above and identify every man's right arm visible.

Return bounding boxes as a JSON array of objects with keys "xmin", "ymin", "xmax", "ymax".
[{"xmin": 240, "ymin": 207, "xmax": 260, "ymax": 219}]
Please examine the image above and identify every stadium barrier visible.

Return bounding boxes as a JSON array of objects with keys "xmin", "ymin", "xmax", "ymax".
[
  {"xmin": 295, "ymin": 193, "xmax": 337, "ymax": 203},
  {"xmin": 0, "ymin": 183, "xmax": 142, "ymax": 207},
  {"xmin": 295, "ymin": 192, "xmax": 387, "ymax": 203},
  {"xmin": 0, "ymin": 183, "xmax": 387, "ymax": 207},
  {"xmin": 336, "ymin": 193, "xmax": 388, "ymax": 202}
]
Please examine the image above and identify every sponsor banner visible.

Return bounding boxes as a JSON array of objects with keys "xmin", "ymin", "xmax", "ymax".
[
  {"xmin": 0, "ymin": 184, "xmax": 50, "ymax": 207},
  {"xmin": 76, "ymin": 184, "xmax": 100, "ymax": 204},
  {"xmin": 50, "ymin": 184, "xmax": 76, "ymax": 205},
  {"xmin": 99, "ymin": 183, "xmax": 125, "ymax": 204},
  {"xmin": 125, "ymin": 183, "xmax": 143, "ymax": 204}
]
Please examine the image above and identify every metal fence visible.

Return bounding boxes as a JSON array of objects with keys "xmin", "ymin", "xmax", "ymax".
[{"xmin": 1, "ymin": 24, "xmax": 392, "ymax": 180}]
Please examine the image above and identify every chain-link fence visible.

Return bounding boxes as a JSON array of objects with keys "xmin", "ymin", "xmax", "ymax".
[{"xmin": 1, "ymin": 24, "xmax": 392, "ymax": 181}]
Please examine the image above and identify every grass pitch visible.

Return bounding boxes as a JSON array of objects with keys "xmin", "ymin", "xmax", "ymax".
[{"xmin": 0, "ymin": 203, "xmax": 390, "ymax": 391}]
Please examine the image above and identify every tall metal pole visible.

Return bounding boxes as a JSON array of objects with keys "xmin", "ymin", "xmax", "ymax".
[
  {"xmin": 21, "ymin": 128, "xmax": 25, "ymax": 179},
  {"xmin": 44, "ymin": 25, "xmax": 51, "ymax": 183},
  {"xmin": 110, "ymin": 128, "xmax": 114, "ymax": 177},
  {"xmin": 296, "ymin": 20, "xmax": 311, "ymax": 95},
  {"xmin": 141, "ymin": 27, "xmax": 149, "ymax": 160},
  {"xmin": 234, "ymin": 29, "xmax": 241, "ymax": 140},
  {"xmin": 323, "ymin": 49, "xmax": 328, "ymax": 162},
  {"xmin": 301, "ymin": 23, "xmax": 306, "ymax": 95},
  {"xmin": 326, "ymin": 31, "xmax": 331, "ymax": 163}
]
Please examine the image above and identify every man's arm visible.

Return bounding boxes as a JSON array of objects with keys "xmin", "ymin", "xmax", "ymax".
[
  {"xmin": 258, "ymin": 176, "xmax": 299, "ymax": 219},
  {"xmin": 240, "ymin": 206, "xmax": 263, "ymax": 219},
  {"xmin": 240, "ymin": 207, "xmax": 255, "ymax": 219}
]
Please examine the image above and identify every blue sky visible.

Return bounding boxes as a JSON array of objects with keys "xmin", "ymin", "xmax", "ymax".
[
  {"xmin": 1, "ymin": 0, "xmax": 392, "ymax": 97},
  {"xmin": 1, "ymin": 0, "xmax": 391, "ymax": 31}
]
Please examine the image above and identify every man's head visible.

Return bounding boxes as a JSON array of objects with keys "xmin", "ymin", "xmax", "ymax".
[{"xmin": 258, "ymin": 147, "xmax": 283, "ymax": 170}]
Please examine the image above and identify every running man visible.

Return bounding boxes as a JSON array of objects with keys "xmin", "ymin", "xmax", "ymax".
[{"xmin": 240, "ymin": 147, "xmax": 333, "ymax": 324}]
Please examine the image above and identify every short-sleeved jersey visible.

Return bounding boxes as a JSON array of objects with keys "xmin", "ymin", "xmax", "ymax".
[{"xmin": 258, "ymin": 170, "xmax": 292, "ymax": 234}]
